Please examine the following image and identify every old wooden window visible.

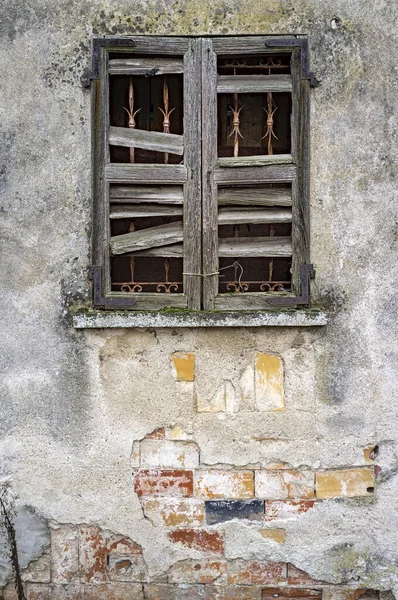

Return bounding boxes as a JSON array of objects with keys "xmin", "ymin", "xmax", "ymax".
[{"xmin": 90, "ymin": 36, "xmax": 315, "ymax": 311}]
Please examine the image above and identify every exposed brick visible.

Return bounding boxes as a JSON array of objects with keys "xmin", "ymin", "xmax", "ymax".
[
  {"xmin": 22, "ymin": 549, "xmax": 51, "ymax": 583},
  {"xmin": 134, "ymin": 470, "xmax": 194, "ymax": 497},
  {"xmin": 322, "ymin": 589, "xmax": 378, "ymax": 600},
  {"xmin": 194, "ymin": 471, "xmax": 254, "ymax": 500},
  {"xmin": 79, "ymin": 526, "xmax": 107, "ymax": 583},
  {"xmin": 255, "ymin": 353, "xmax": 284, "ymax": 411},
  {"xmin": 51, "ymin": 526, "xmax": 79, "ymax": 583},
  {"xmin": 171, "ymin": 353, "xmax": 195, "ymax": 381},
  {"xmin": 262, "ymin": 588, "xmax": 322, "ymax": 599},
  {"xmin": 49, "ymin": 584, "xmax": 84, "ymax": 600},
  {"xmin": 265, "ymin": 500, "xmax": 316, "ymax": 521},
  {"xmin": 363, "ymin": 446, "xmax": 377, "ymax": 464},
  {"xmin": 204, "ymin": 585, "xmax": 262, "ymax": 599},
  {"xmin": 315, "ymin": 469, "xmax": 374, "ymax": 499},
  {"xmin": 205, "ymin": 499, "xmax": 264, "ymax": 525},
  {"xmin": 85, "ymin": 583, "xmax": 144, "ymax": 599},
  {"xmin": 165, "ymin": 426, "xmax": 190, "ymax": 440},
  {"xmin": 1, "ymin": 583, "xmax": 19, "ymax": 600},
  {"xmin": 140, "ymin": 440, "xmax": 199, "ymax": 469},
  {"xmin": 144, "ymin": 584, "xmax": 204, "ymax": 599},
  {"xmin": 132, "ymin": 441, "xmax": 141, "ymax": 468},
  {"xmin": 25, "ymin": 584, "xmax": 51, "ymax": 600},
  {"xmin": 145, "ymin": 428, "xmax": 166, "ymax": 440},
  {"xmin": 168, "ymin": 559, "xmax": 227, "ymax": 584},
  {"xmin": 227, "ymin": 560, "xmax": 287, "ymax": 585},
  {"xmin": 107, "ymin": 534, "xmax": 143, "ymax": 555},
  {"xmin": 287, "ymin": 565, "xmax": 323, "ymax": 586},
  {"xmin": 258, "ymin": 528, "xmax": 286, "ymax": 543},
  {"xmin": 168, "ymin": 529, "xmax": 224, "ymax": 554},
  {"xmin": 143, "ymin": 498, "xmax": 205, "ymax": 527},
  {"xmin": 107, "ymin": 534, "xmax": 147, "ymax": 583},
  {"xmin": 255, "ymin": 470, "xmax": 314, "ymax": 500}
]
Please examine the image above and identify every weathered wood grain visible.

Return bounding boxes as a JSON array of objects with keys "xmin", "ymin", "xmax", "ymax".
[
  {"xmin": 211, "ymin": 36, "xmax": 295, "ymax": 55},
  {"xmin": 108, "ymin": 57, "xmax": 184, "ymax": 75},
  {"xmin": 105, "ymin": 164, "xmax": 187, "ymax": 184},
  {"xmin": 110, "ymin": 205, "xmax": 183, "ymax": 218},
  {"xmin": 109, "ymin": 291, "xmax": 187, "ymax": 309},
  {"xmin": 214, "ymin": 292, "xmax": 294, "ymax": 310},
  {"xmin": 218, "ymin": 186, "xmax": 292, "ymax": 207},
  {"xmin": 217, "ymin": 154, "xmax": 293, "ymax": 168},
  {"xmin": 214, "ymin": 165, "xmax": 296, "ymax": 184},
  {"xmin": 109, "ymin": 126, "xmax": 184, "ymax": 155},
  {"xmin": 126, "ymin": 243, "xmax": 183, "ymax": 257},
  {"xmin": 218, "ymin": 236, "xmax": 292, "ymax": 257},
  {"xmin": 110, "ymin": 221, "xmax": 183, "ymax": 255},
  {"xmin": 217, "ymin": 74, "xmax": 292, "ymax": 94},
  {"xmin": 218, "ymin": 207, "xmax": 292, "ymax": 225},
  {"xmin": 110, "ymin": 185, "xmax": 184, "ymax": 204}
]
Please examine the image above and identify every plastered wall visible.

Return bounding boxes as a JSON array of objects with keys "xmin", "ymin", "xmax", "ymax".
[{"xmin": 1, "ymin": 1, "xmax": 398, "ymax": 599}]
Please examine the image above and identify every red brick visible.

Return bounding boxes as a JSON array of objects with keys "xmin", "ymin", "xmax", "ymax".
[
  {"xmin": 265, "ymin": 500, "xmax": 316, "ymax": 521},
  {"xmin": 168, "ymin": 529, "xmax": 224, "ymax": 554},
  {"xmin": 205, "ymin": 585, "xmax": 262, "ymax": 599},
  {"xmin": 143, "ymin": 498, "xmax": 205, "ymax": 527},
  {"xmin": 85, "ymin": 583, "xmax": 144, "ymax": 599},
  {"xmin": 287, "ymin": 565, "xmax": 323, "ymax": 586},
  {"xmin": 78, "ymin": 526, "xmax": 107, "ymax": 583},
  {"xmin": 25, "ymin": 585, "xmax": 52, "ymax": 600},
  {"xmin": 134, "ymin": 470, "xmax": 194, "ymax": 497},
  {"xmin": 51, "ymin": 526, "xmax": 79, "ymax": 583},
  {"xmin": 255, "ymin": 471, "xmax": 314, "ymax": 500},
  {"xmin": 168, "ymin": 559, "xmax": 227, "ymax": 584},
  {"xmin": 144, "ymin": 584, "xmax": 204, "ymax": 599},
  {"xmin": 227, "ymin": 560, "xmax": 287, "ymax": 585},
  {"xmin": 194, "ymin": 471, "xmax": 254, "ymax": 500},
  {"xmin": 262, "ymin": 587, "xmax": 322, "ymax": 599},
  {"xmin": 322, "ymin": 589, "xmax": 378, "ymax": 600},
  {"xmin": 49, "ymin": 584, "xmax": 84, "ymax": 600},
  {"xmin": 107, "ymin": 534, "xmax": 147, "ymax": 583}
]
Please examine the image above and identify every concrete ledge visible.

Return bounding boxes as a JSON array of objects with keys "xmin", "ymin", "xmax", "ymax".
[{"xmin": 72, "ymin": 309, "xmax": 328, "ymax": 329}]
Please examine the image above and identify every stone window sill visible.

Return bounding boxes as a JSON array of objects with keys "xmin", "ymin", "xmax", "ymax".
[{"xmin": 72, "ymin": 309, "xmax": 327, "ymax": 329}]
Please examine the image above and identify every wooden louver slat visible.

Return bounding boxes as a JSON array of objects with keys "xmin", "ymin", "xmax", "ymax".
[
  {"xmin": 125, "ymin": 244, "xmax": 183, "ymax": 258},
  {"xmin": 108, "ymin": 57, "xmax": 184, "ymax": 75},
  {"xmin": 110, "ymin": 185, "xmax": 184, "ymax": 204},
  {"xmin": 110, "ymin": 205, "xmax": 183, "ymax": 219},
  {"xmin": 217, "ymin": 74, "xmax": 292, "ymax": 94},
  {"xmin": 218, "ymin": 187, "xmax": 291, "ymax": 207},
  {"xmin": 110, "ymin": 221, "xmax": 183, "ymax": 255},
  {"xmin": 218, "ymin": 236, "xmax": 292, "ymax": 257},
  {"xmin": 109, "ymin": 126, "xmax": 184, "ymax": 155},
  {"xmin": 105, "ymin": 164, "xmax": 188, "ymax": 184},
  {"xmin": 218, "ymin": 207, "xmax": 292, "ymax": 225}
]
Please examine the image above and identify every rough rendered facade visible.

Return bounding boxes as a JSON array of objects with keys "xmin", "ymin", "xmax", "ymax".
[{"xmin": 1, "ymin": 1, "xmax": 398, "ymax": 599}]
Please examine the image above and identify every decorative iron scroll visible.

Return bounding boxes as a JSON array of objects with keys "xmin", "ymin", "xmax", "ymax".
[
  {"xmin": 264, "ymin": 264, "xmax": 315, "ymax": 306},
  {"xmin": 264, "ymin": 38, "xmax": 319, "ymax": 87}
]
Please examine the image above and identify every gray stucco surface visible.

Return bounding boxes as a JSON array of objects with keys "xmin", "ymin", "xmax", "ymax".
[{"xmin": 1, "ymin": 0, "xmax": 398, "ymax": 594}]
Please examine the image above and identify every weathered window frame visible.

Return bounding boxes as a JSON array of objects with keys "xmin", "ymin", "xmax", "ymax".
[{"xmin": 90, "ymin": 36, "xmax": 316, "ymax": 312}]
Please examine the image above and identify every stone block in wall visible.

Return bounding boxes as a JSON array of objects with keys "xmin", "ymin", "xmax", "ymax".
[
  {"xmin": 168, "ymin": 529, "xmax": 224, "ymax": 554},
  {"xmin": 168, "ymin": 559, "xmax": 227, "ymax": 584},
  {"xmin": 227, "ymin": 560, "xmax": 287, "ymax": 585},
  {"xmin": 51, "ymin": 526, "xmax": 79, "ymax": 583},
  {"xmin": 107, "ymin": 534, "xmax": 147, "ymax": 583},
  {"xmin": 194, "ymin": 471, "xmax": 254, "ymax": 499},
  {"xmin": 85, "ymin": 582, "xmax": 144, "ymax": 599},
  {"xmin": 21, "ymin": 549, "xmax": 51, "ymax": 583},
  {"xmin": 1, "ymin": 583, "xmax": 19, "ymax": 600},
  {"xmin": 258, "ymin": 529, "xmax": 286, "ymax": 543},
  {"xmin": 25, "ymin": 584, "xmax": 52, "ymax": 600},
  {"xmin": 322, "ymin": 589, "xmax": 379, "ymax": 600},
  {"xmin": 255, "ymin": 471, "xmax": 314, "ymax": 500},
  {"xmin": 265, "ymin": 500, "xmax": 317, "ymax": 521},
  {"xmin": 255, "ymin": 354, "xmax": 284, "ymax": 411},
  {"xmin": 315, "ymin": 468, "xmax": 374, "ymax": 499},
  {"xmin": 262, "ymin": 587, "xmax": 322, "ymax": 599},
  {"xmin": 139, "ymin": 440, "xmax": 199, "ymax": 469},
  {"xmin": 171, "ymin": 353, "xmax": 195, "ymax": 381},
  {"xmin": 205, "ymin": 499, "xmax": 264, "ymax": 525},
  {"xmin": 204, "ymin": 586, "xmax": 262, "ymax": 599},
  {"xmin": 78, "ymin": 526, "xmax": 107, "ymax": 583},
  {"xmin": 144, "ymin": 584, "xmax": 204, "ymax": 599},
  {"xmin": 143, "ymin": 498, "xmax": 205, "ymax": 527},
  {"xmin": 133, "ymin": 470, "xmax": 194, "ymax": 497}
]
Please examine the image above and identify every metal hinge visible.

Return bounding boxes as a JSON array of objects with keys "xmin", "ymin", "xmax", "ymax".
[
  {"xmin": 88, "ymin": 266, "xmax": 137, "ymax": 308},
  {"xmin": 265, "ymin": 264, "xmax": 315, "ymax": 307}
]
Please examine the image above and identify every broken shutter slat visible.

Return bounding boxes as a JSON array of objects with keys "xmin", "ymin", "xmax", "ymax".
[
  {"xmin": 110, "ymin": 205, "xmax": 183, "ymax": 219},
  {"xmin": 125, "ymin": 243, "xmax": 184, "ymax": 257},
  {"xmin": 109, "ymin": 126, "xmax": 184, "ymax": 155},
  {"xmin": 110, "ymin": 221, "xmax": 184, "ymax": 255}
]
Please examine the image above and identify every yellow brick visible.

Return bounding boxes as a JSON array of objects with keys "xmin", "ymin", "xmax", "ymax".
[
  {"xmin": 255, "ymin": 353, "xmax": 284, "ymax": 411},
  {"xmin": 259, "ymin": 528, "xmax": 286, "ymax": 543},
  {"xmin": 316, "ymin": 468, "xmax": 374, "ymax": 499},
  {"xmin": 171, "ymin": 352, "xmax": 195, "ymax": 381}
]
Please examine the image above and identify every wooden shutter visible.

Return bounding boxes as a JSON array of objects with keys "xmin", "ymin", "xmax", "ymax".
[
  {"xmin": 201, "ymin": 37, "xmax": 310, "ymax": 310},
  {"xmin": 92, "ymin": 37, "xmax": 202, "ymax": 310}
]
